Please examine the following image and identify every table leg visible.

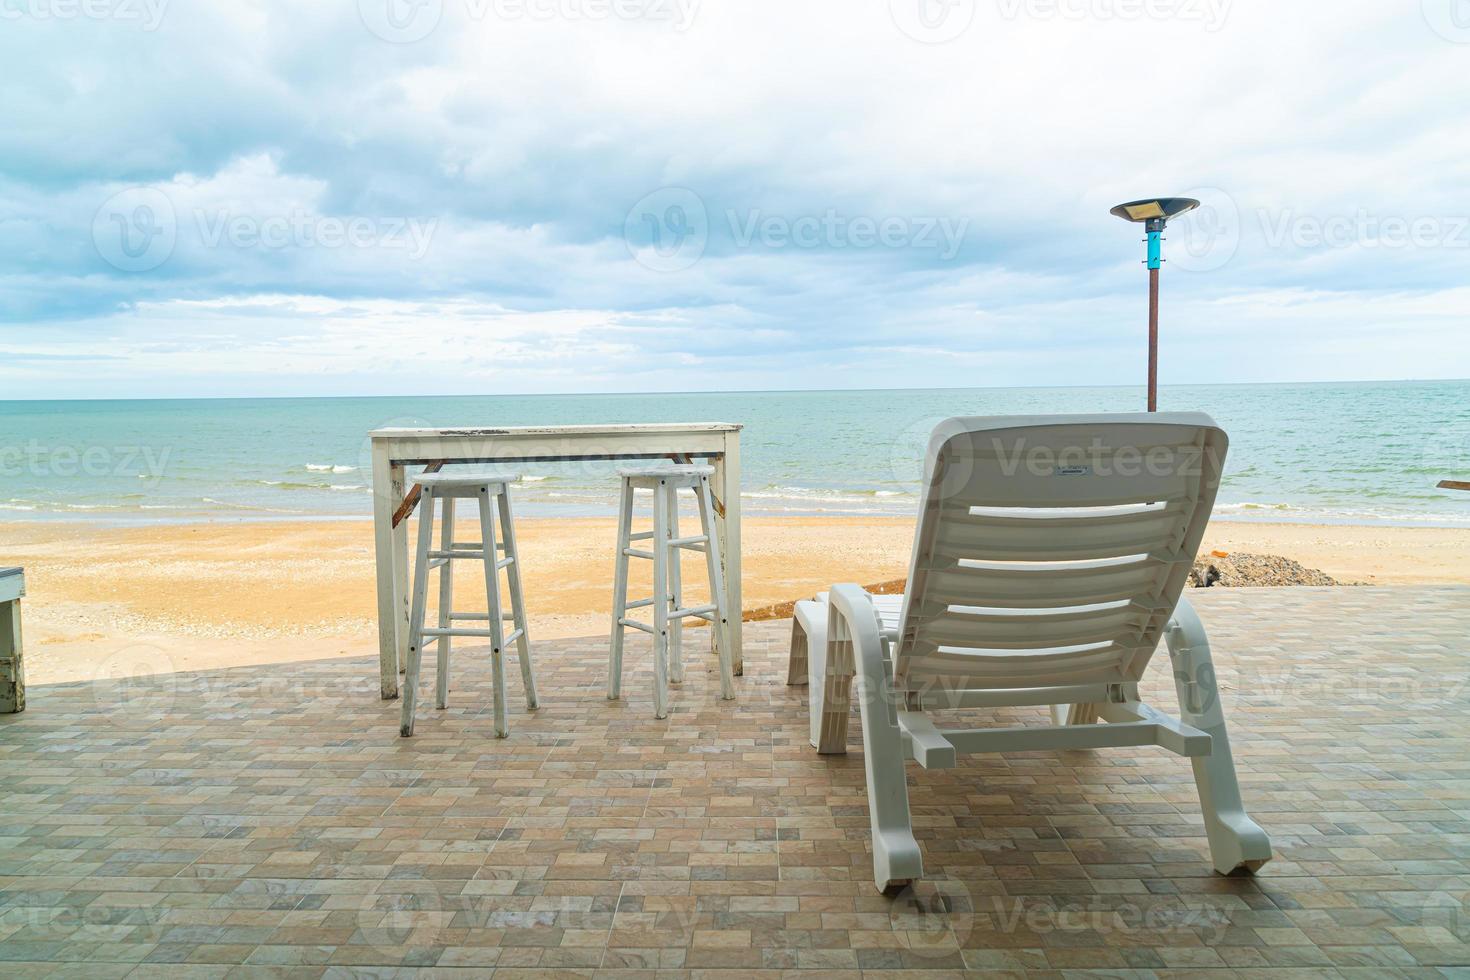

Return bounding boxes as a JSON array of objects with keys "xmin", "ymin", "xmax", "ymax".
[
  {"xmin": 372, "ymin": 443, "xmax": 400, "ymax": 699},
  {"xmin": 0, "ymin": 596, "xmax": 23, "ymax": 714},
  {"xmin": 713, "ymin": 432, "xmax": 743, "ymax": 676},
  {"xmin": 391, "ymin": 464, "xmax": 410, "ymax": 682}
]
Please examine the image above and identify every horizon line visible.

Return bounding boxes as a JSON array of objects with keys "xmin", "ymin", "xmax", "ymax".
[{"xmin": 0, "ymin": 376, "xmax": 1467, "ymax": 404}]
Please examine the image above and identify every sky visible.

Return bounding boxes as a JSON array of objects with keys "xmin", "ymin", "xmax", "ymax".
[{"xmin": 2, "ymin": 0, "xmax": 1468, "ymax": 399}]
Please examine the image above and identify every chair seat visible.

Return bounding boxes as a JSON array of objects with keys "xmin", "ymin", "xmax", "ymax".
[
  {"xmin": 799, "ymin": 591, "xmax": 903, "ymax": 642},
  {"xmin": 415, "ymin": 467, "xmax": 522, "ymax": 488}
]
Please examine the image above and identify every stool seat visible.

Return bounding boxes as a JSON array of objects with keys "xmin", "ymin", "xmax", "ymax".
[
  {"xmin": 616, "ymin": 463, "xmax": 715, "ymax": 482},
  {"xmin": 415, "ymin": 468, "xmax": 523, "ymax": 488}
]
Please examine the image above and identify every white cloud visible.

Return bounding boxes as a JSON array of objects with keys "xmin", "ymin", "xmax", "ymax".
[{"xmin": 1, "ymin": 0, "xmax": 1467, "ymax": 396}]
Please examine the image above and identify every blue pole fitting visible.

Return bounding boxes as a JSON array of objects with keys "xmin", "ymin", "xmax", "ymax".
[{"xmin": 1146, "ymin": 230, "xmax": 1162, "ymax": 270}]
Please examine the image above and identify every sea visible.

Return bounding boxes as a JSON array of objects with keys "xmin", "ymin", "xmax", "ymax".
[{"xmin": 1, "ymin": 381, "xmax": 1467, "ymax": 527}]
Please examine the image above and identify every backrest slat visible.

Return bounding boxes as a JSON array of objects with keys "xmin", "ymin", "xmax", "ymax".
[
  {"xmin": 895, "ymin": 413, "xmax": 1226, "ymax": 692},
  {"xmin": 914, "ymin": 603, "xmax": 1145, "ymax": 650},
  {"xmin": 931, "ymin": 502, "xmax": 1189, "ymax": 562}
]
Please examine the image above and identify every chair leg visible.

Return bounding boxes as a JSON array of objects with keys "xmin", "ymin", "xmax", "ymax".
[
  {"xmin": 1049, "ymin": 702, "xmax": 1100, "ymax": 726},
  {"xmin": 498, "ymin": 485, "xmax": 537, "ymax": 710},
  {"xmin": 608, "ymin": 479, "xmax": 633, "ymax": 701},
  {"xmin": 435, "ymin": 495, "xmax": 454, "ymax": 710},
  {"xmin": 805, "ymin": 612, "xmax": 849, "ymax": 754},
  {"xmin": 788, "ymin": 618, "xmax": 809, "ymax": 687},
  {"xmin": 829, "ymin": 584, "xmax": 923, "ymax": 892},
  {"xmin": 666, "ymin": 483, "xmax": 684, "ymax": 686},
  {"xmin": 400, "ymin": 489, "xmax": 436, "ymax": 737},
  {"xmin": 1166, "ymin": 597, "xmax": 1272, "ymax": 874},
  {"xmin": 478, "ymin": 487, "xmax": 509, "ymax": 738},
  {"xmin": 651, "ymin": 479, "xmax": 670, "ymax": 719},
  {"xmin": 695, "ymin": 476, "xmax": 735, "ymax": 701}
]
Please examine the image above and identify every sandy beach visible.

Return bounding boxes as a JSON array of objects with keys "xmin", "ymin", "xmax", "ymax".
[{"xmin": 3, "ymin": 516, "xmax": 1466, "ymax": 686}]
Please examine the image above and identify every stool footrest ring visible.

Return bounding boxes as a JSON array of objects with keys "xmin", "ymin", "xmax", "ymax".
[
  {"xmin": 617, "ymin": 618, "xmax": 656, "ymax": 634},
  {"xmin": 419, "ymin": 626, "xmax": 526, "ymax": 650},
  {"xmin": 670, "ymin": 603, "xmax": 718, "ymax": 622}
]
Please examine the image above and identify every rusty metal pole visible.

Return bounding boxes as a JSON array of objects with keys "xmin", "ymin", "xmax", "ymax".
[
  {"xmin": 1147, "ymin": 264, "xmax": 1160, "ymax": 412},
  {"xmin": 1144, "ymin": 218, "xmax": 1164, "ymax": 412}
]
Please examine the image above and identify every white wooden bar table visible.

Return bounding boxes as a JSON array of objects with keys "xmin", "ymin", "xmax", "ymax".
[{"xmin": 371, "ymin": 423, "xmax": 743, "ymax": 699}]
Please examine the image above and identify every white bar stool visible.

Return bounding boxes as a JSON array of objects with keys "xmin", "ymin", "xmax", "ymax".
[
  {"xmin": 608, "ymin": 463, "xmax": 734, "ymax": 718},
  {"xmin": 401, "ymin": 468, "xmax": 537, "ymax": 739}
]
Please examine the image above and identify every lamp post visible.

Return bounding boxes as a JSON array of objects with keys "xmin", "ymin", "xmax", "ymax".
[{"xmin": 1110, "ymin": 197, "xmax": 1200, "ymax": 411}]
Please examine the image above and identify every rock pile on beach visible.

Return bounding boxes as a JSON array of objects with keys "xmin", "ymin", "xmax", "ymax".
[{"xmin": 1188, "ymin": 552, "xmax": 1340, "ymax": 588}]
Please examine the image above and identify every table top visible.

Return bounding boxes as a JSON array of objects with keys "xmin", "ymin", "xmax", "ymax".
[
  {"xmin": 371, "ymin": 422, "xmax": 741, "ymax": 439},
  {"xmin": 0, "ymin": 567, "xmax": 21, "ymax": 579}
]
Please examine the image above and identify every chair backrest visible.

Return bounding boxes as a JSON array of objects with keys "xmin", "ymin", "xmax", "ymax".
[{"xmin": 894, "ymin": 413, "xmax": 1227, "ymax": 693}]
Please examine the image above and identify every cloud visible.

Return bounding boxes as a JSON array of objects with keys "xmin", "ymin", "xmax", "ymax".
[{"xmin": 1, "ymin": 0, "xmax": 1468, "ymax": 396}]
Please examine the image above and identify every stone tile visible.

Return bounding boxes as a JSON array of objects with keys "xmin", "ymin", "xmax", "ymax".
[{"xmin": 0, "ymin": 587, "xmax": 1463, "ymax": 975}]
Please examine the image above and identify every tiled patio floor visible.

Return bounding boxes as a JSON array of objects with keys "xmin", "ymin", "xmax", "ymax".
[{"xmin": 1, "ymin": 587, "xmax": 1468, "ymax": 978}]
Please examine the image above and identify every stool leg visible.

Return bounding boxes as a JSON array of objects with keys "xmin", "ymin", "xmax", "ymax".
[
  {"xmin": 478, "ymin": 486, "xmax": 509, "ymax": 738},
  {"xmin": 435, "ymin": 495, "xmax": 455, "ymax": 710},
  {"xmin": 497, "ymin": 484, "xmax": 537, "ymax": 710},
  {"xmin": 652, "ymin": 478, "xmax": 670, "ymax": 719},
  {"xmin": 608, "ymin": 478, "xmax": 634, "ymax": 701},
  {"xmin": 666, "ymin": 482, "xmax": 684, "ymax": 686},
  {"xmin": 696, "ymin": 475, "xmax": 736, "ymax": 701},
  {"xmin": 400, "ymin": 488, "xmax": 436, "ymax": 736}
]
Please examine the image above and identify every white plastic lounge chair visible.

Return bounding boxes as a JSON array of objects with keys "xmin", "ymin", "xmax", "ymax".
[{"xmin": 788, "ymin": 413, "xmax": 1271, "ymax": 892}]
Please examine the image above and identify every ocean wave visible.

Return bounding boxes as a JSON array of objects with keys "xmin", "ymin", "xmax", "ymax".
[
  {"xmin": 745, "ymin": 485, "xmax": 915, "ymax": 505},
  {"xmin": 534, "ymin": 484, "xmax": 916, "ymax": 510},
  {"xmin": 1217, "ymin": 500, "xmax": 1470, "ymax": 526},
  {"xmin": 254, "ymin": 479, "xmax": 366, "ymax": 492},
  {"xmin": 306, "ymin": 464, "xmax": 357, "ymax": 473}
]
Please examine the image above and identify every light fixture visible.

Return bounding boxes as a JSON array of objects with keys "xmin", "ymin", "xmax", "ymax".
[{"xmin": 1111, "ymin": 197, "xmax": 1200, "ymax": 411}]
